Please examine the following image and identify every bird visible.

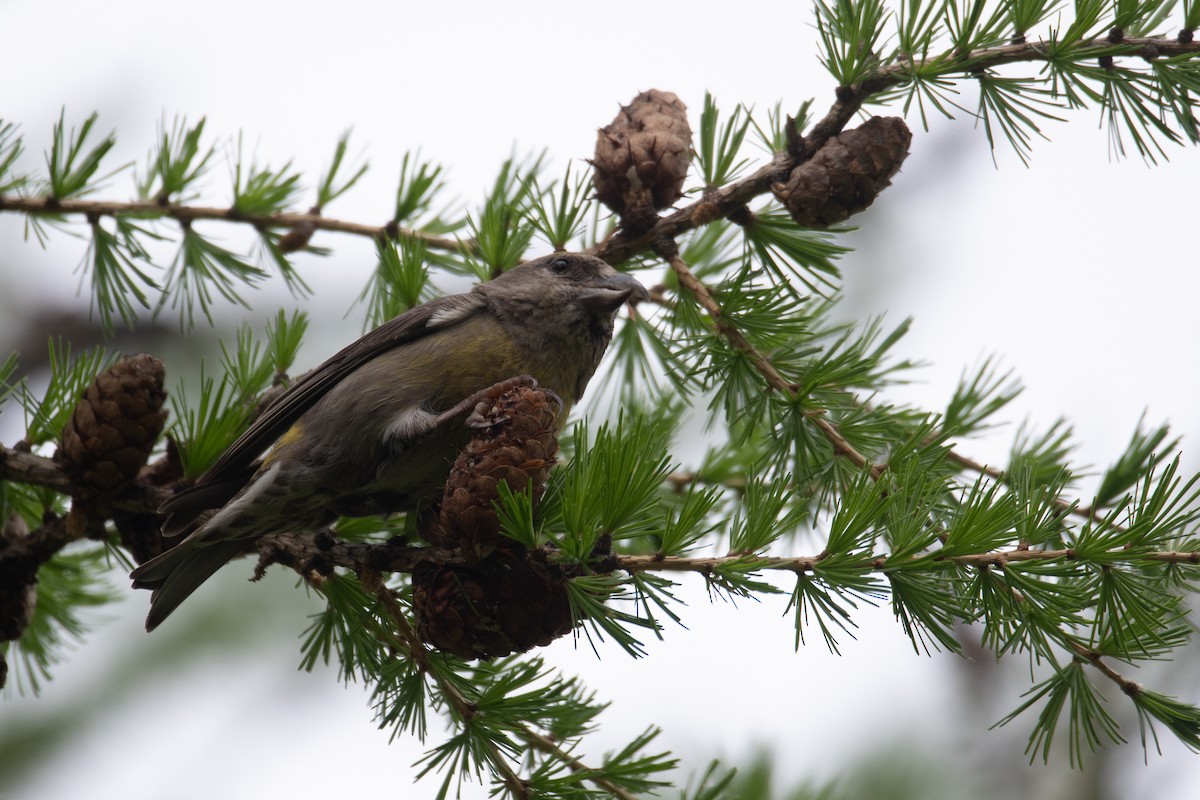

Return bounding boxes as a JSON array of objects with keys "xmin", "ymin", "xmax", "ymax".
[{"xmin": 131, "ymin": 252, "xmax": 648, "ymax": 630}]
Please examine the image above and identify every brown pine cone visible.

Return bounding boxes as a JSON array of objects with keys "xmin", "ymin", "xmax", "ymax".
[
  {"xmin": 415, "ymin": 383, "xmax": 574, "ymax": 659},
  {"xmin": 412, "ymin": 551, "xmax": 573, "ymax": 660},
  {"xmin": 425, "ymin": 384, "xmax": 559, "ymax": 554},
  {"xmin": 772, "ymin": 116, "xmax": 912, "ymax": 228},
  {"xmin": 58, "ymin": 353, "xmax": 167, "ymax": 501},
  {"xmin": 592, "ymin": 89, "xmax": 692, "ymax": 231}
]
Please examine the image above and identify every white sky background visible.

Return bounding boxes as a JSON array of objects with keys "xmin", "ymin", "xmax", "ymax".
[{"xmin": 3, "ymin": 1, "xmax": 1200, "ymax": 798}]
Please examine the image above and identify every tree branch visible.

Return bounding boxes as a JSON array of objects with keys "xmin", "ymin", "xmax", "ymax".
[
  {"xmin": 0, "ymin": 515, "xmax": 80, "ymax": 581},
  {"xmin": 881, "ymin": 34, "xmax": 1200, "ymax": 80},
  {"xmin": 518, "ymin": 727, "xmax": 640, "ymax": 800},
  {"xmin": 363, "ymin": 573, "xmax": 635, "ymax": 799},
  {"xmin": 0, "ymin": 196, "xmax": 468, "ymax": 253},
  {"xmin": 617, "ymin": 547, "xmax": 1200, "ymax": 575},
  {"xmin": 1067, "ymin": 639, "xmax": 1145, "ymax": 697},
  {"xmin": 366, "ymin": 575, "xmax": 530, "ymax": 800},
  {"xmin": 0, "ymin": 445, "xmax": 172, "ymax": 514},
  {"xmin": 2, "ymin": 35, "xmax": 1195, "ymax": 279},
  {"xmin": 942, "ymin": 447, "xmax": 1126, "ymax": 530},
  {"xmin": 248, "ymin": 526, "xmax": 1200, "ymax": 582},
  {"xmin": 655, "ymin": 241, "xmax": 886, "ymax": 479}
]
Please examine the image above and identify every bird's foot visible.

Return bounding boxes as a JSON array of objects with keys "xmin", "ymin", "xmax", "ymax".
[{"xmin": 441, "ymin": 376, "xmax": 539, "ymax": 430}]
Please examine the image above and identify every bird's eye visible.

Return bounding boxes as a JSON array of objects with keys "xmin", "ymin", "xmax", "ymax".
[{"xmin": 551, "ymin": 257, "xmax": 570, "ymax": 274}]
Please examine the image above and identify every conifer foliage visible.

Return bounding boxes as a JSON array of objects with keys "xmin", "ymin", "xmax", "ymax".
[{"xmin": 3, "ymin": 1, "xmax": 1200, "ymax": 796}]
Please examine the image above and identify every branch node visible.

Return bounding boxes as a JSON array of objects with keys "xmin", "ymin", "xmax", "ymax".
[
  {"xmin": 652, "ymin": 235, "xmax": 679, "ymax": 261},
  {"xmin": 726, "ymin": 204, "xmax": 756, "ymax": 227},
  {"xmin": 365, "ymin": 538, "xmax": 397, "ymax": 571},
  {"xmin": 301, "ymin": 555, "xmax": 332, "ymax": 582}
]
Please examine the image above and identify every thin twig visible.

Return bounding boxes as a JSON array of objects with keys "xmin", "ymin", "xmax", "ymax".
[
  {"xmin": 586, "ymin": 36, "xmax": 1200, "ymax": 263},
  {"xmin": 0, "ymin": 196, "xmax": 469, "ymax": 253},
  {"xmin": 616, "ymin": 547, "xmax": 1200, "ymax": 575},
  {"xmin": 518, "ymin": 726, "xmax": 640, "ymax": 800},
  {"xmin": 249, "ymin": 529, "xmax": 1200, "ymax": 582},
  {"xmin": 366, "ymin": 575, "xmax": 634, "ymax": 799},
  {"xmin": 655, "ymin": 241, "xmax": 886, "ymax": 480},
  {"xmin": 1002, "ymin": 575, "xmax": 1147, "ymax": 699},
  {"xmin": 366, "ymin": 576, "xmax": 530, "ymax": 800},
  {"xmin": 1067, "ymin": 640, "xmax": 1143, "ymax": 697},
  {"xmin": 943, "ymin": 448, "xmax": 1124, "ymax": 530},
  {"xmin": 877, "ymin": 34, "xmax": 1200, "ymax": 82},
  {"xmin": 664, "ymin": 471, "xmax": 747, "ymax": 492},
  {"xmin": 2, "ymin": 36, "xmax": 1195, "ymax": 275},
  {"xmin": 657, "ymin": 242, "xmax": 795, "ymax": 393}
]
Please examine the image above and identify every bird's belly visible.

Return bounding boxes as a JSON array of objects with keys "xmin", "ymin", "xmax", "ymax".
[{"xmin": 324, "ymin": 423, "xmax": 467, "ymax": 518}]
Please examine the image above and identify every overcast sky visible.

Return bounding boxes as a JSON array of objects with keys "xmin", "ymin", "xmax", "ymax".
[{"xmin": 3, "ymin": 1, "xmax": 1199, "ymax": 798}]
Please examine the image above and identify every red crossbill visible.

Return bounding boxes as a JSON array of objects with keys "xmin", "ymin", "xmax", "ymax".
[{"xmin": 131, "ymin": 253, "xmax": 647, "ymax": 630}]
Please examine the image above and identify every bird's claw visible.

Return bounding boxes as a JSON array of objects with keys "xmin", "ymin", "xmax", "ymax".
[
  {"xmin": 541, "ymin": 388, "xmax": 565, "ymax": 415},
  {"xmin": 465, "ymin": 375, "xmax": 538, "ymax": 429}
]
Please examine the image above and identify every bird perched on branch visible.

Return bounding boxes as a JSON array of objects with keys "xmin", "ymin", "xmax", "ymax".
[{"xmin": 131, "ymin": 252, "xmax": 648, "ymax": 630}]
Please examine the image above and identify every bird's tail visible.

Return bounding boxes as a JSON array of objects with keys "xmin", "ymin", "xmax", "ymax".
[{"xmin": 131, "ymin": 538, "xmax": 252, "ymax": 631}]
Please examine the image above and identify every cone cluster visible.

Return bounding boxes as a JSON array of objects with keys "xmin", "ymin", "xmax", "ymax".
[
  {"xmin": 773, "ymin": 116, "xmax": 912, "ymax": 228},
  {"xmin": 592, "ymin": 89, "xmax": 692, "ymax": 229},
  {"xmin": 414, "ymin": 384, "xmax": 574, "ymax": 659},
  {"xmin": 58, "ymin": 353, "xmax": 167, "ymax": 500}
]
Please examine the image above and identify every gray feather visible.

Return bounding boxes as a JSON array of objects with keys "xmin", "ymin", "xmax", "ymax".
[{"xmin": 133, "ymin": 538, "xmax": 253, "ymax": 631}]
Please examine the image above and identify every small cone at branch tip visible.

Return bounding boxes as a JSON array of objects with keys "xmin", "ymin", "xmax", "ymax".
[
  {"xmin": 57, "ymin": 353, "xmax": 168, "ymax": 500},
  {"xmin": 772, "ymin": 116, "xmax": 912, "ymax": 228},
  {"xmin": 592, "ymin": 89, "xmax": 692, "ymax": 226}
]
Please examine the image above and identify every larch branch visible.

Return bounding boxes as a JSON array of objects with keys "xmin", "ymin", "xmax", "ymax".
[{"xmin": 0, "ymin": 196, "xmax": 468, "ymax": 253}]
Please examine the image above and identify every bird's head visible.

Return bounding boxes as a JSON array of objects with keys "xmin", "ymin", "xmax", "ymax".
[
  {"xmin": 488, "ymin": 252, "xmax": 648, "ymax": 312},
  {"xmin": 476, "ymin": 253, "xmax": 649, "ymax": 400},
  {"xmin": 482, "ymin": 253, "xmax": 649, "ymax": 333}
]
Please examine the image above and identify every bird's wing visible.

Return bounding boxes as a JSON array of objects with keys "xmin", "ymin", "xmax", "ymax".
[{"xmin": 160, "ymin": 291, "xmax": 487, "ymax": 520}]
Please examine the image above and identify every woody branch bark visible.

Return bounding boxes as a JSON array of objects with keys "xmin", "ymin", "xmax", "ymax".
[
  {"xmin": 367, "ymin": 573, "xmax": 636, "ymax": 800},
  {"xmin": 0, "ymin": 196, "xmax": 467, "ymax": 252},
  {"xmin": 655, "ymin": 240, "xmax": 885, "ymax": 478},
  {"xmin": 248, "ymin": 529, "xmax": 1200, "ymax": 579},
  {"xmin": 2, "ymin": 37, "xmax": 1192, "ymax": 269}
]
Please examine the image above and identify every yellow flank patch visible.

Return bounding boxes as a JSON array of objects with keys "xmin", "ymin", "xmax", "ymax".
[{"xmin": 263, "ymin": 421, "xmax": 305, "ymax": 464}]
